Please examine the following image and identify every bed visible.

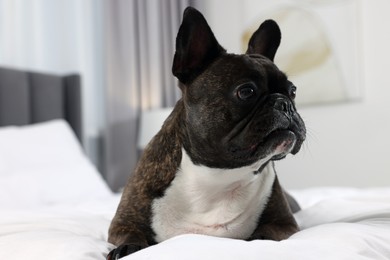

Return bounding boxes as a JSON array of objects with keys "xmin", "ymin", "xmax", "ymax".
[{"xmin": 1, "ymin": 67, "xmax": 390, "ymax": 260}]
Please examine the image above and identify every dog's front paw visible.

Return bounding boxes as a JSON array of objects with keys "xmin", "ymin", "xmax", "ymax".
[{"xmin": 106, "ymin": 244, "xmax": 144, "ymax": 260}]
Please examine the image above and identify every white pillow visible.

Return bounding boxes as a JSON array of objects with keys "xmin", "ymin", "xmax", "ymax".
[{"xmin": 0, "ymin": 119, "xmax": 112, "ymax": 209}]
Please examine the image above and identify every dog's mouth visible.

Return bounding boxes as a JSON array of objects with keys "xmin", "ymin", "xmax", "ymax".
[
  {"xmin": 251, "ymin": 129, "xmax": 297, "ymax": 158},
  {"xmin": 229, "ymin": 127, "xmax": 303, "ymax": 163},
  {"xmin": 265, "ymin": 129, "xmax": 297, "ymax": 160}
]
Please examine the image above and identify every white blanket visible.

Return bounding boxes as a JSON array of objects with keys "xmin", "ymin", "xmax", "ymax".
[
  {"xmin": 0, "ymin": 197, "xmax": 118, "ymax": 260},
  {"xmin": 123, "ymin": 188, "xmax": 390, "ymax": 260},
  {"xmin": 1, "ymin": 188, "xmax": 390, "ymax": 260}
]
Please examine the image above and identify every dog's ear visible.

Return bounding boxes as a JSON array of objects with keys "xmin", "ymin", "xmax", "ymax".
[
  {"xmin": 172, "ymin": 7, "xmax": 225, "ymax": 84},
  {"xmin": 246, "ymin": 20, "xmax": 281, "ymax": 61}
]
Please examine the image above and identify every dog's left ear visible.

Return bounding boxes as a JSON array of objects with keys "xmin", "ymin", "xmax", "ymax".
[
  {"xmin": 246, "ymin": 20, "xmax": 281, "ymax": 61},
  {"xmin": 172, "ymin": 7, "xmax": 226, "ymax": 84}
]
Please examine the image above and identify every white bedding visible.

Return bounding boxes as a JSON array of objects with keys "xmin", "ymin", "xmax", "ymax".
[{"xmin": 1, "ymin": 120, "xmax": 390, "ymax": 260}]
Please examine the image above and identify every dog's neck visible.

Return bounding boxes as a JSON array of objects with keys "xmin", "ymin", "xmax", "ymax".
[{"xmin": 180, "ymin": 147, "xmax": 273, "ymax": 185}]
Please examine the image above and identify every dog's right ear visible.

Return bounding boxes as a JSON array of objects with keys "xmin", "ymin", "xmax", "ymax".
[
  {"xmin": 172, "ymin": 7, "xmax": 225, "ymax": 84},
  {"xmin": 246, "ymin": 20, "xmax": 281, "ymax": 61}
]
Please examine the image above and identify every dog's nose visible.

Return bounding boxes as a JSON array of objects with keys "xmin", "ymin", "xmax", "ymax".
[{"xmin": 274, "ymin": 97, "xmax": 294, "ymax": 116}]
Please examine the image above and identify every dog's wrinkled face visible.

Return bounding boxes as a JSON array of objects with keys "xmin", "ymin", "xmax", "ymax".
[
  {"xmin": 183, "ymin": 54, "xmax": 306, "ymax": 168},
  {"xmin": 173, "ymin": 8, "xmax": 306, "ymax": 169}
]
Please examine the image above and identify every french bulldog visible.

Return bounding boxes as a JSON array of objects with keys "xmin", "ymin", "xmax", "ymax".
[{"xmin": 107, "ymin": 6, "xmax": 306, "ymax": 259}]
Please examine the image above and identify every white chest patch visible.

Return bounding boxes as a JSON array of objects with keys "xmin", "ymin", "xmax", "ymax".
[{"xmin": 151, "ymin": 148, "xmax": 276, "ymax": 242}]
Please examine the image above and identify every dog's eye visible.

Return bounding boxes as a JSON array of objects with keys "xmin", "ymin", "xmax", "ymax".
[
  {"xmin": 237, "ymin": 83, "xmax": 256, "ymax": 101},
  {"xmin": 290, "ymin": 85, "xmax": 297, "ymax": 99},
  {"xmin": 287, "ymin": 81, "xmax": 297, "ymax": 99}
]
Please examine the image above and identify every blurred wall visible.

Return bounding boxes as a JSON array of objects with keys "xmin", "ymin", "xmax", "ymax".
[
  {"xmin": 196, "ymin": 0, "xmax": 390, "ymax": 188},
  {"xmin": 277, "ymin": 0, "xmax": 390, "ymax": 189}
]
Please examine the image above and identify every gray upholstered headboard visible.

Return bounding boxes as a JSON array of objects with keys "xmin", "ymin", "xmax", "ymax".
[{"xmin": 0, "ymin": 67, "xmax": 82, "ymax": 142}]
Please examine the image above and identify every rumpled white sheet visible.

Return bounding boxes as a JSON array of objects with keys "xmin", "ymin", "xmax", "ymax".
[
  {"xmin": 0, "ymin": 196, "xmax": 119, "ymax": 260},
  {"xmin": 1, "ymin": 188, "xmax": 390, "ymax": 260}
]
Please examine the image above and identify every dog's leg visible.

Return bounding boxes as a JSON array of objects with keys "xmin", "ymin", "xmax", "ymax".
[
  {"xmin": 107, "ymin": 221, "xmax": 149, "ymax": 259},
  {"xmin": 107, "ymin": 189, "xmax": 153, "ymax": 259},
  {"xmin": 107, "ymin": 124, "xmax": 183, "ymax": 259},
  {"xmin": 249, "ymin": 176, "xmax": 299, "ymax": 241},
  {"xmin": 107, "ymin": 243, "xmax": 146, "ymax": 260}
]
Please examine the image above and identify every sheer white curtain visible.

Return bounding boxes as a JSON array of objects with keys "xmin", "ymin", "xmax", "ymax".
[
  {"xmin": 0, "ymin": 0, "xmax": 105, "ymax": 167},
  {"xmin": 103, "ymin": 0, "xmax": 192, "ymax": 191}
]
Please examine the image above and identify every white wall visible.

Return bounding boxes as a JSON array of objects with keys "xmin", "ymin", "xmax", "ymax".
[
  {"xmin": 197, "ymin": 0, "xmax": 390, "ymax": 188},
  {"xmin": 280, "ymin": 0, "xmax": 390, "ymax": 189}
]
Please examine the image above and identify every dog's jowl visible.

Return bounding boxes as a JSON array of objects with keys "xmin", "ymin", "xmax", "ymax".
[{"xmin": 107, "ymin": 7, "xmax": 306, "ymax": 259}]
